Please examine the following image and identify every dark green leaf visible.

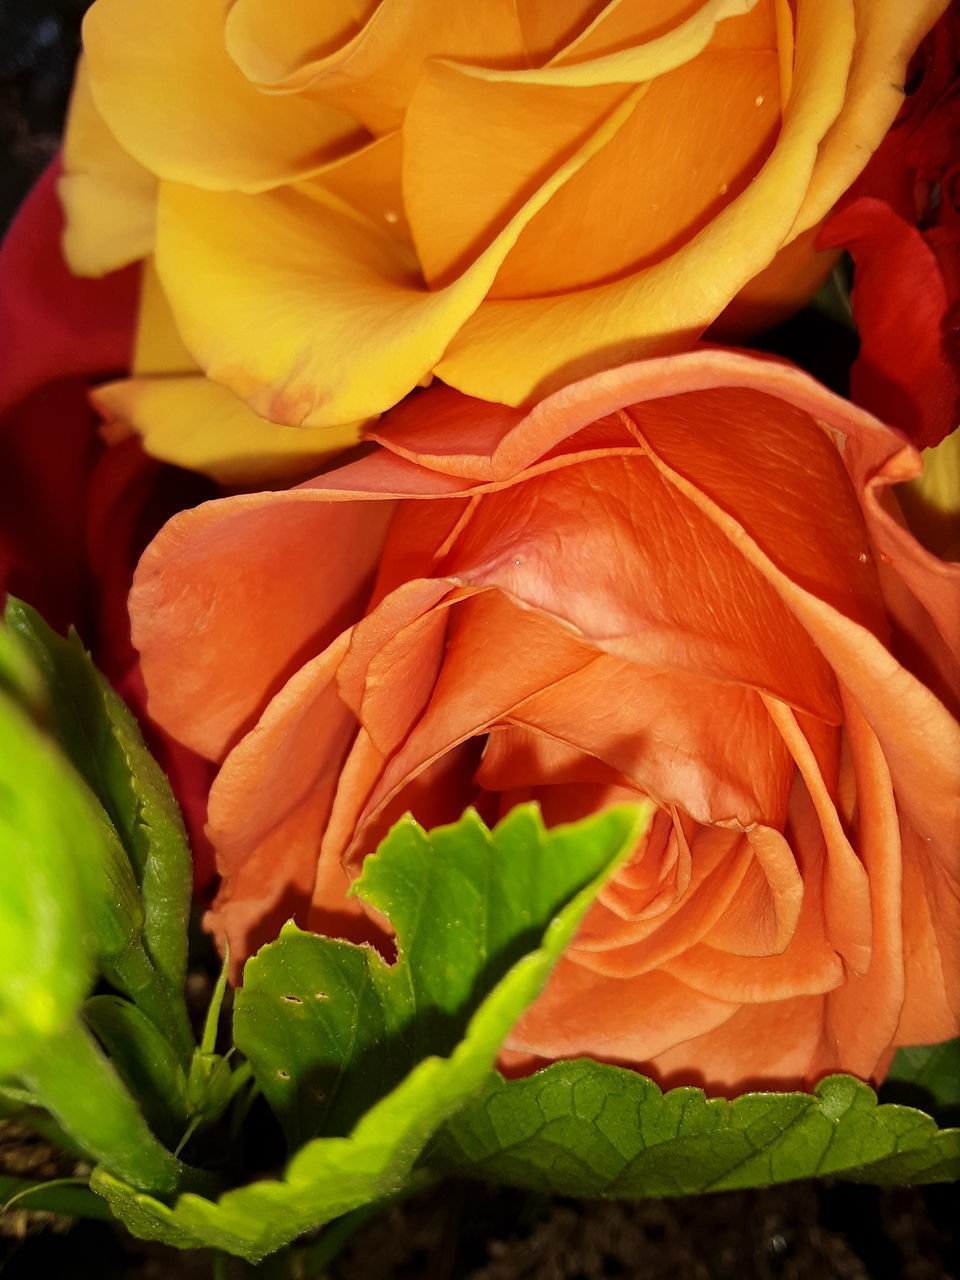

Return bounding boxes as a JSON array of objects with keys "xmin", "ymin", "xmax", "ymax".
[
  {"xmin": 83, "ymin": 995, "xmax": 189, "ymax": 1149},
  {"xmin": 236, "ymin": 805, "xmax": 647, "ymax": 1143},
  {"xmin": 427, "ymin": 1061, "xmax": 959, "ymax": 1195},
  {"xmin": 5, "ymin": 598, "xmax": 192, "ymax": 997},
  {"xmin": 883, "ymin": 1040, "xmax": 960, "ymax": 1120},
  {"xmin": 90, "ymin": 804, "xmax": 649, "ymax": 1260},
  {"xmin": 0, "ymin": 1175, "xmax": 115, "ymax": 1221},
  {"xmin": 4, "ymin": 599, "xmax": 193, "ymax": 1059},
  {"xmin": 19, "ymin": 1015, "xmax": 191, "ymax": 1196}
]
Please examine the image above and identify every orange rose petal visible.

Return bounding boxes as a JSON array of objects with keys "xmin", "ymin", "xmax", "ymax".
[
  {"xmin": 442, "ymin": 458, "xmax": 840, "ymax": 723},
  {"xmin": 645, "ymin": 994, "xmax": 830, "ymax": 1093},
  {"xmin": 507, "ymin": 656, "xmax": 793, "ymax": 827},
  {"xmin": 666, "ymin": 826, "xmax": 844, "ymax": 999},
  {"xmin": 819, "ymin": 695, "xmax": 906, "ymax": 1077},
  {"xmin": 762, "ymin": 697, "xmax": 873, "ymax": 972},
  {"xmin": 206, "ymin": 782, "xmax": 353, "ymax": 979},
  {"xmin": 337, "ymin": 579, "xmax": 460, "ymax": 753},
  {"xmin": 637, "ymin": 411, "xmax": 960, "ymax": 869},
  {"xmin": 224, "ymin": 0, "xmax": 527, "ymax": 132},
  {"xmin": 693, "ymin": 824, "xmax": 803, "ymax": 958},
  {"xmin": 896, "ymin": 846, "xmax": 959, "ymax": 1043},
  {"xmin": 855, "ymin": 443, "xmax": 960, "ymax": 715},
  {"xmin": 364, "ymin": 383, "xmax": 582, "ymax": 481},
  {"xmin": 623, "ymin": 384, "xmax": 888, "ymax": 636},
  {"xmin": 592, "ymin": 807, "xmax": 690, "ymax": 925},
  {"xmin": 340, "ymin": 742, "xmax": 487, "ymax": 894},
  {"xmin": 59, "ymin": 58, "xmax": 157, "ymax": 276},
  {"xmin": 83, "ymin": 0, "xmax": 364, "ymax": 192},
  {"xmin": 476, "ymin": 723, "xmax": 639, "ymax": 794},
  {"xmin": 311, "ymin": 726, "xmax": 387, "ymax": 878},
  {"xmin": 204, "ymin": 633, "xmax": 368, "ymax": 966},
  {"xmin": 571, "ymin": 822, "xmax": 755, "ymax": 961},
  {"xmin": 334, "ymin": 592, "xmax": 600, "ymax": 856},
  {"xmin": 507, "ymin": 959, "xmax": 737, "ymax": 1063},
  {"xmin": 365, "ymin": 498, "xmax": 480, "ymax": 600},
  {"xmin": 208, "ymin": 634, "xmax": 353, "ymax": 877},
  {"xmin": 130, "ymin": 491, "xmax": 396, "ymax": 760}
]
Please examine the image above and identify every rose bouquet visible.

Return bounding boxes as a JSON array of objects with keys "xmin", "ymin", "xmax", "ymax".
[{"xmin": 1, "ymin": 0, "xmax": 959, "ymax": 1270}]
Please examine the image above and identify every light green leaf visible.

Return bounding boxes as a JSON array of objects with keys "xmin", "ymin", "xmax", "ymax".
[
  {"xmin": 0, "ymin": 686, "xmax": 100, "ymax": 1078},
  {"xmin": 427, "ymin": 1061, "xmax": 959, "ymax": 1194},
  {"xmin": 90, "ymin": 804, "xmax": 650, "ymax": 1260},
  {"xmin": 4, "ymin": 598, "xmax": 193, "ymax": 1058}
]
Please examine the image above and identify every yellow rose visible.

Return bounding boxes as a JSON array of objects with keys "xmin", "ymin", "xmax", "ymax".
[{"xmin": 62, "ymin": 0, "xmax": 947, "ymax": 464}]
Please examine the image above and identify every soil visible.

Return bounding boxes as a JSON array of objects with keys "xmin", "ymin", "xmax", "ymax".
[{"xmin": 1, "ymin": 1, "xmax": 957, "ymax": 1275}]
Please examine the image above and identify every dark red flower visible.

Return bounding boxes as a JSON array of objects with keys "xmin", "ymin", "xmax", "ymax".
[
  {"xmin": 819, "ymin": 9, "xmax": 960, "ymax": 448},
  {"xmin": 0, "ymin": 160, "xmax": 216, "ymax": 887}
]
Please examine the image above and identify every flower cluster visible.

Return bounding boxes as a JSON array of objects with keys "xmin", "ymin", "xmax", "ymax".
[{"xmin": 3, "ymin": 0, "xmax": 958, "ymax": 1098}]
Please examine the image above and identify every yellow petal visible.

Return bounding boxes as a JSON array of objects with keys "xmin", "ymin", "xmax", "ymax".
[
  {"xmin": 491, "ymin": 50, "xmax": 780, "ymax": 297},
  {"xmin": 133, "ymin": 257, "xmax": 199, "ymax": 377},
  {"xmin": 436, "ymin": 2, "xmax": 854, "ymax": 403},
  {"xmin": 82, "ymin": 0, "xmax": 365, "ymax": 192},
  {"xmin": 59, "ymin": 58, "xmax": 157, "ymax": 276},
  {"xmin": 94, "ymin": 373, "xmax": 360, "ymax": 485},
  {"xmin": 517, "ymin": 0, "xmax": 717, "ymax": 65},
  {"xmin": 793, "ymin": 0, "xmax": 952, "ymax": 236},
  {"xmin": 545, "ymin": 0, "xmax": 773, "ymax": 64},
  {"xmin": 96, "ymin": 256, "xmax": 363, "ymax": 482},
  {"xmin": 153, "ymin": 85, "xmax": 648, "ymax": 426},
  {"xmin": 223, "ymin": 0, "xmax": 527, "ymax": 133},
  {"xmin": 403, "ymin": 68, "xmax": 633, "ymax": 287}
]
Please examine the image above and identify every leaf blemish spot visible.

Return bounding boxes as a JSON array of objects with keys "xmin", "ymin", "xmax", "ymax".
[
  {"xmin": 281, "ymin": 994, "xmax": 303, "ymax": 1004},
  {"xmin": 276, "ymin": 1069, "xmax": 290, "ymax": 1081}
]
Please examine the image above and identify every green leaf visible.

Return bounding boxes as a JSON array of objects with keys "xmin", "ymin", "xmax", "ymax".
[
  {"xmin": 0, "ymin": 1175, "xmax": 115, "ymax": 1221},
  {"xmin": 811, "ymin": 258, "xmax": 856, "ymax": 333},
  {"xmin": 883, "ymin": 1040, "xmax": 960, "ymax": 1119},
  {"xmin": 237, "ymin": 805, "xmax": 650, "ymax": 1144},
  {"xmin": 0, "ymin": 686, "xmax": 101, "ymax": 1077},
  {"xmin": 426, "ymin": 1061, "xmax": 960, "ymax": 1195},
  {"xmin": 82, "ymin": 995, "xmax": 189, "ymax": 1149},
  {"xmin": 89, "ymin": 804, "xmax": 650, "ymax": 1261},
  {"xmin": 4, "ymin": 598, "xmax": 193, "ymax": 1059},
  {"xmin": 18, "ymin": 1014, "xmax": 192, "ymax": 1196}
]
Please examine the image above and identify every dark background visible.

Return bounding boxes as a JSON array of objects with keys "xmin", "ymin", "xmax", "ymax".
[{"xmin": 0, "ymin": 0, "xmax": 956, "ymax": 1274}]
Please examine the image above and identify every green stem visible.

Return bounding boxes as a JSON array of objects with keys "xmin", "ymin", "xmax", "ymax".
[
  {"xmin": 0, "ymin": 1175, "xmax": 114, "ymax": 1221},
  {"xmin": 18, "ymin": 1015, "xmax": 184, "ymax": 1195}
]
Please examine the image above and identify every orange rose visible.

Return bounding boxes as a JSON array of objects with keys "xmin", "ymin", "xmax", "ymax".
[
  {"xmin": 130, "ymin": 350, "xmax": 960, "ymax": 1094},
  {"xmin": 62, "ymin": 0, "xmax": 947, "ymax": 459}
]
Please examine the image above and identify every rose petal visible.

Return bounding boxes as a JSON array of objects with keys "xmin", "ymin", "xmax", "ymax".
[
  {"xmin": 59, "ymin": 58, "xmax": 157, "ymax": 277},
  {"xmin": 204, "ymin": 632, "xmax": 369, "ymax": 966},
  {"xmin": 818, "ymin": 197, "xmax": 960, "ymax": 449},
  {"xmin": 130, "ymin": 490, "xmax": 396, "ymax": 759},
  {"xmin": 84, "ymin": 0, "xmax": 364, "ymax": 192}
]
